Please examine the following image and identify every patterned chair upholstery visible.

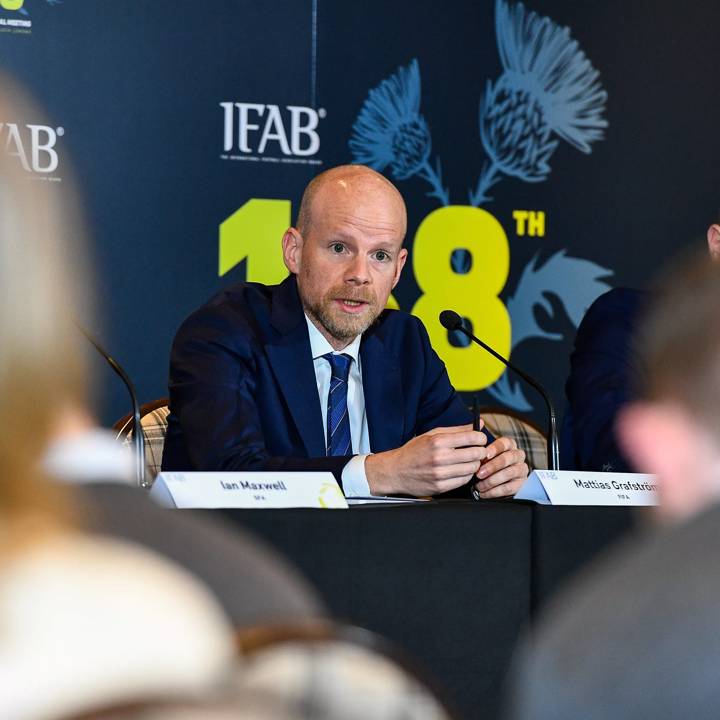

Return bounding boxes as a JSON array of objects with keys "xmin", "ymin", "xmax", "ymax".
[
  {"xmin": 113, "ymin": 400, "xmax": 547, "ymax": 480},
  {"xmin": 480, "ymin": 407, "xmax": 548, "ymax": 471},
  {"xmin": 114, "ymin": 399, "xmax": 170, "ymax": 482}
]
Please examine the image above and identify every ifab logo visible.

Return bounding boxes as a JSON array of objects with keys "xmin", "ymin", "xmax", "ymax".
[
  {"xmin": 1, "ymin": 122, "xmax": 64, "ymax": 177},
  {"xmin": 0, "ymin": 0, "xmax": 30, "ymax": 31},
  {"xmin": 219, "ymin": 102, "xmax": 325, "ymax": 165},
  {"xmin": 0, "ymin": 0, "xmax": 61, "ymax": 34}
]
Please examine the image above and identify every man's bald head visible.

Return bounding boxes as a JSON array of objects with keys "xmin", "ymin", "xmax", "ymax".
[{"xmin": 296, "ymin": 165, "xmax": 406, "ymax": 238}]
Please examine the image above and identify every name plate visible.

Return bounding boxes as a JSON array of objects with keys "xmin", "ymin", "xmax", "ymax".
[
  {"xmin": 515, "ymin": 470, "xmax": 658, "ymax": 506},
  {"xmin": 150, "ymin": 471, "xmax": 348, "ymax": 509}
]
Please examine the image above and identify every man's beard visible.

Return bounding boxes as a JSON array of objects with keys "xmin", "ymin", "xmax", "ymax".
[{"xmin": 305, "ymin": 289, "xmax": 380, "ymax": 342}]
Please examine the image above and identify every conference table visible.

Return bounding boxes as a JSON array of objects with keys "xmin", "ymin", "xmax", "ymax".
[{"xmin": 215, "ymin": 501, "xmax": 636, "ymax": 720}]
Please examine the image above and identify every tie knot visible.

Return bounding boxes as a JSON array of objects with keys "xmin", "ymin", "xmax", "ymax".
[{"xmin": 323, "ymin": 352, "xmax": 352, "ymax": 382}]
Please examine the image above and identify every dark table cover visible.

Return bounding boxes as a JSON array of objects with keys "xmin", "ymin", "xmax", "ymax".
[
  {"xmin": 530, "ymin": 504, "xmax": 638, "ymax": 614},
  {"xmin": 201, "ymin": 501, "xmax": 635, "ymax": 719}
]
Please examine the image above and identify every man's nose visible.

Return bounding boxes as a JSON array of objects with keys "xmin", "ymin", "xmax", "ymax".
[{"xmin": 345, "ymin": 253, "xmax": 371, "ymax": 284}]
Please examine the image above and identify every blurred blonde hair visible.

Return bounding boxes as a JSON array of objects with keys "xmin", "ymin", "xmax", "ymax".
[{"xmin": 0, "ymin": 75, "xmax": 93, "ymax": 539}]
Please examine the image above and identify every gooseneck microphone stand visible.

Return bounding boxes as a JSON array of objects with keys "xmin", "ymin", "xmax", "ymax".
[
  {"xmin": 439, "ymin": 309, "xmax": 560, "ymax": 471},
  {"xmin": 78, "ymin": 326, "xmax": 147, "ymax": 488}
]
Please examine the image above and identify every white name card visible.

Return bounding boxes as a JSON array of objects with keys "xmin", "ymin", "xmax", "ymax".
[
  {"xmin": 515, "ymin": 470, "xmax": 659, "ymax": 506},
  {"xmin": 150, "ymin": 471, "xmax": 348, "ymax": 509}
]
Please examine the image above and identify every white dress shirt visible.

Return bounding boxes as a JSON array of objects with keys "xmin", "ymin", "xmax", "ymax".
[{"xmin": 305, "ymin": 315, "xmax": 372, "ymax": 497}]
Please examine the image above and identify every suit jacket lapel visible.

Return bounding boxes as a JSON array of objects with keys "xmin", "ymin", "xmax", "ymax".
[
  {"xmin": 361, "ymin": 325, "xmax": 404, "ymax": 453},
  {"xmin": 264, "ymin": 277, "xmax": 326, "ymax": 457}
]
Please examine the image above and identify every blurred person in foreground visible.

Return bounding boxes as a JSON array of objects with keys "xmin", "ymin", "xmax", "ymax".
[
  {"xmin": 0, "ymin": 78, "xmax": 235, "ymax": 719},
  {"xmin": 0, "ymin": 81, "xmax": 325, "ymax": 629},
  {"xmin": 508, "ymin": 251, "xmax": 720, "ymax": 720}
]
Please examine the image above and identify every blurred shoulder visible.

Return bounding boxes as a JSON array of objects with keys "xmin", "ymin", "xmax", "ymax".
[
  {"xmin": 0, "ymin": 531, "xmax": 233, "ymax": 718},
  {"xmin": 582, "ymin": 287, "xmax": 647, "ymax": 327}
]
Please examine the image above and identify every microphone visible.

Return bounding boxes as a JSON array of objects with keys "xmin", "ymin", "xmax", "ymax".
[
  {"xmin": 78, "ymin": 326, "xmax": 147, "ymax": 488},
  {"xmin": 439, "ymin": 310, "xmax": 560, "ymax": 471}
]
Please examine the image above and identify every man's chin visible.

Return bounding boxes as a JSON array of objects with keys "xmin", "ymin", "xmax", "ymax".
[{"xmin": 321, "ymin": 305, "xmax": 379, "ymax": 340}]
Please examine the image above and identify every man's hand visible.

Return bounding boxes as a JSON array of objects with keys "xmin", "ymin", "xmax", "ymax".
[
  {"xmin": 472, "ymin": 437, "xmax": 528, "ymax": 499},
  {"xmin": 365, "ymin": 424, "xmax": 488, "ymax": 496}
]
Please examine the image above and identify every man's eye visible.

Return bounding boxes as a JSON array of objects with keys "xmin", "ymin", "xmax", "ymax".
[
  {"xmin": 375, "ymin": 251, "xmax": 389, "ymax": 262},
  {"xmin": 331, "ymin": 243, "xmax": 345, "ymax": 253}
]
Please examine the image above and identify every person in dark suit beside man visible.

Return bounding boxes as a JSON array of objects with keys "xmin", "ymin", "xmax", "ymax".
[
  {"xmin": 562, "ymin": 223, "xmax": 720, "ymax": 472},
  {"xmin": 162, "ymin": 164, "xmax": 528, "ymax": 498}
]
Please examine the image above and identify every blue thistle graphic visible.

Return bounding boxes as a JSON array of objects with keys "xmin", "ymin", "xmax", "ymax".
[
  {"xmin": 470, "ymin": 0, "xmax": 608, "ymax": 205},
  {"xmin": 349, "ymin": 59, "xmax": 449, "ymax": 205},
  {"xmin": 347, "ymin": 8, "xmax": 612, "ymax": 410},
  {"xmin": 487, "ymin": 251, "xmax": 613, "ymax": 409}
]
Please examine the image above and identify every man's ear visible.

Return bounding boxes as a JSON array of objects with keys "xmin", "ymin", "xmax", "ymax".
[
  {"xmin": 282, "ymin": 227, "xmax": 303, "ymax": 274},
  {"xmin": 391, "ymin": 248, "xmax": 408, "ymax": 289},
  {"xmin": 707, "ymin": 224, "xmax": 720, "ymax": 262}
]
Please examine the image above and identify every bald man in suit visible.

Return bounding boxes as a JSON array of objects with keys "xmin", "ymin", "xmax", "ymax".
[{"xmin": 163, "ymin": 165, "xmax": 528, "ymax": 498}]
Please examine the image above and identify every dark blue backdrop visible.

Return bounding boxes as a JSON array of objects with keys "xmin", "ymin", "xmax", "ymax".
[{"xmin": 2, "ymin": 0, "xmax": 719, "ymax": 427}]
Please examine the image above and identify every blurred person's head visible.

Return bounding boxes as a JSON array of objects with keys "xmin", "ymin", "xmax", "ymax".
[
  {"xmin": 238, "ymin": 628, "xmax": 456, "ymax": 720},
  {"xmin": 0, "ymin": 76, "xmax": 239, "ymax": 720},
  {"xmin": 0, "ymin": 76, "xmax": 94, "ymax": 538},
  {"xmin": 618, "ymin": 249, "xmax": 720, "ymax": 521}
]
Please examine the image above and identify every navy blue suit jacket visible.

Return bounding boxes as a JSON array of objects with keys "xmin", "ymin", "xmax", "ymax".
[
  {"xmin": 162, "ymin": 275, "xmax": 479, "ymax": 488},
  {"xmin": 561, "ymin": 287, "xmax": 646, "ymax": 472}
]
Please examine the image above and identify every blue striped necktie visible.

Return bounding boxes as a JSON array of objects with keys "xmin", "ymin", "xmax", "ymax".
[{"xmin": 323, "ymin": 352, "xmax": 353, "ymax": 456}]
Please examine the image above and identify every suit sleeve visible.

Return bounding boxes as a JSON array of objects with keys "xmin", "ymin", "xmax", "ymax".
[
  {"xmin": 165, "ymin": 308, "xmax": 351, "ymax": 484},
  {"xmin": 564, "ymin": 289, "xmax": 642, "ymax": 472}
]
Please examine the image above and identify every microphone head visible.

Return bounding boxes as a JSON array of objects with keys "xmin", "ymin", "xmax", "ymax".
[{"xmin": 439, "ymin": 310, "xmax": 463, "ymax": 331}]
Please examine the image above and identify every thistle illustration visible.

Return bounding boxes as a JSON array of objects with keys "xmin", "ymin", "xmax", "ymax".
[
  {"xmin": 347, "ymin": 4, "xmax": 613, "ymax": 411},
  {"xmin": 487, "ymin": 251, "xmax": 612, "ymax": 409},
  {"xmin": 349, "ymin": 59, "xmax": 449, "ymax": 205},
  {"xmin": 469, "ymin": 0, "xmax": 608, "ymax": 205}
]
